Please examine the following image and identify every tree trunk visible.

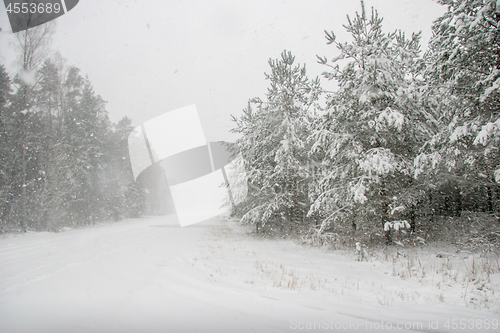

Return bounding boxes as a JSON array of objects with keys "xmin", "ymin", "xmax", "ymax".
[
  {"xmin": 20, "ymin": 97, "xmax": 28, "ymax": 232},
  {"xmin": 487, "ymin": 185, "xmax": 493, "ymax": 213},
  {"xmin": 455, "ymin": 187, "xmax": 462, "ymax": 217},
  {"xmin": 428, "ymin": 190, "xmax": 434, "ymax": 223},
  {"xmin": 409, "ymin": 208, "xmax": 416, "ymax": 233},
  {"xmin": 379, "ymin": 181, "xmax": 391, "ymax": 244}
]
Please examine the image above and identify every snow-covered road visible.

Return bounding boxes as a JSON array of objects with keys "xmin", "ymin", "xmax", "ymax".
[{"xmin": 0, "ymin": 215, "xmax": 498, "ymax": 333}]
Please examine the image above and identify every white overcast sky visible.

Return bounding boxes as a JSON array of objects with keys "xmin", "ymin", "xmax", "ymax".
[{"xmin": 0, "ymin": 0, "xmax": 446, "ymax": 142}]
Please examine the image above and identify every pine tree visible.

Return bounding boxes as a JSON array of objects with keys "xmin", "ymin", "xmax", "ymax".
[
  {"xmin": 35, "ymin": 59, "xmax": 75, "ymax": 230},
  {"xmin": 7, "ymin": 73, "xmax": 47, "ymax": 230},
  {"xmin": 232, "ymin": 50, "xmax": 321, "ymax": 233},
  {"xmin": 104, "ymin": 117, "xmax": 146, "ymax": 219},
  {"xmin": 310, "ymin": 2, "xmax": 434, "ymax": 241},
  {"xmin": 415, "ymin": 0, "xmax": 500, "ymax": 213},
  {"xmin": 0, "ymin": 65, "xmax": 14, "ymax": 230},
  {"xmin": 6, "ymin": 23, "xmax": 55, "ymax": 230},
  {"xmin": 60, "ymin": 70, "xmax": 110, "ymax": 225}
]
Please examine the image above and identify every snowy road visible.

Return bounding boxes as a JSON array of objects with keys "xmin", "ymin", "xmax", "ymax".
[{"xmin": 0, "ymin": 215, "xmax": 498, "ymax": 333}]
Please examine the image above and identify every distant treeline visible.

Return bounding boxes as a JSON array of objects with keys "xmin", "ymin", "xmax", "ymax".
[{"xmin": 0, "ymin": 25, "xmax": 147, "ymax": 232}]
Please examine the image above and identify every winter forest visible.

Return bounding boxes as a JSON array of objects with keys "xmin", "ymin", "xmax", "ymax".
[
  {"xmin": 231, "ymin": 0, "xmax": 500, "ymax": 253},
  {"xmin": 1, "ymin": 0, "xmax": 500, "ymax": 329},
  {"xmin": 0, "ymin": 24, "xmax": 145, "ymax": 233},
  {"xmin": 1, "ymin": 0, "xmax": 499, "ymax": 250}
]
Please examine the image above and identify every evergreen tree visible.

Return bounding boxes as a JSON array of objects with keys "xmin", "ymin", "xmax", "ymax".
[
  {"xmin": 104, "ymin": 117, "xmax": 146, "ymax": 220},
  {"xmin": 0, "ymin": 65, "xmax": 14, "ymax": 230},
  {"xmin": 36, "ymin": 59, "xmax": 74, "ymax": 230},
  {"xmin": 5, "ymin": 24, "xmax": 55, "ymax": 230},
  {"xmin": 7, "ymin": 74, "xmax": 47, "ymax": 230},
  {"xmin": 232, "ymin": 50, "xmax": 321, "ymax": 233},
  {"xmin": 310, "ymin": 2, "xmax": 434, "ymax": 240},
  {"xmin": 61, "ymin": 70, "xmax": 109, "ymax": 224},
  {"xmin": 415, "ymin": 0, "xmax": 500, "ymax": 213}
]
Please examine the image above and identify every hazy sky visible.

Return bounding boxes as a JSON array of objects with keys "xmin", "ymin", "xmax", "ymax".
[{"xmin": 0, "ymin": 0, "xmax": 446, "ymax": 142}]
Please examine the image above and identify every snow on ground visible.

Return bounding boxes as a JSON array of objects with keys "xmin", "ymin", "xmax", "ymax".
[{"xmin": 0, "ymin": 214, "xmax": 499, "ymax": 333}]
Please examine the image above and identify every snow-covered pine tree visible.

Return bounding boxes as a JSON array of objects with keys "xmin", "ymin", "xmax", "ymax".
[
  {"xmin": 7, "ymin": 73, "xmax": 48, "ymax": 231},
  {"xmin": 102, "ymin": 117, "xmax": 146, "ymax": 220},
  {"xmin": 34, "ymin": 59, "xmax": 81, "ymax": 230},
  {"xmin": 232, "ymin": 50, "xmax": 321, "ymax": 234},
  {"xmin": 310, "ymin": 2, "xmax": 435, "ymax": 242},
  {"xmin": 6, "ymin": 24, "xmax": 55, "ymax": 231},
  {"xmin": 62, "ymin": 70, "xmax": 111, "ymax": 225},
  {"xmin": 0, "ymin": 64, "xmax": 15, "ymax": 230},
  {"xmin": 415, "ymin": 0, "xmax": 500, "ymax": 213}
]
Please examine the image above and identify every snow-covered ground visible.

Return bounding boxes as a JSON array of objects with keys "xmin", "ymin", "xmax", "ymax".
[{"xmin": 0, "ymin": 214, "xmax": 499, "ymax": 333}]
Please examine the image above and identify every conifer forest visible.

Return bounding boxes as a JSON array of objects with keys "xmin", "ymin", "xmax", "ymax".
[{"xmin": 1, "ymin": 0, "xmax": 499, "ymax": 254}]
